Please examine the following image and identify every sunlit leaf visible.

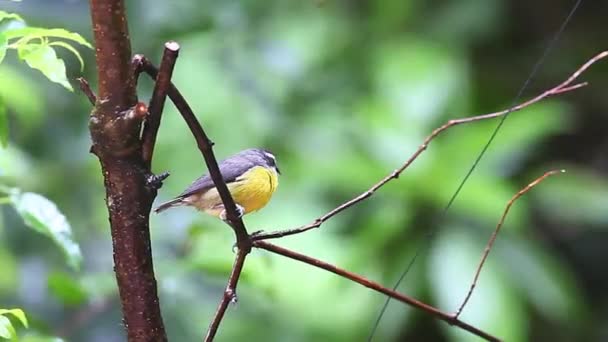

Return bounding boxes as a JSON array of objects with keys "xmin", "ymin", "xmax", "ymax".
[
  {"xmin": 48, "ymin": 41, "xmax": 84, "ymax": 71},
  {"xmin": 0, "ymin": 309, "xmax": 27, "ymax": 328},
  {"xmin": 34, "ymin": 28, "xmax": 92, "ymax": 49},
  {"xmin": 2, "ymin": 27, "xmax": 39, "ymax": 43},
  {"xmin": 0, "ymin": 315, "xmax": 16, "ymax": 339},
  {"xmin": 2, "ymin": 27, "xmax": 91, "ymax": 49},
  {"xmin": 0, "ymin": 11, "xmax": 24, "ymax": 23},
  {"xmin": 18, "ymin": 44, "xmax": 72, "ymax": 90},
  {"xmin": 9, "ymin": 190, "xmax": 82, "ymax": 270}
]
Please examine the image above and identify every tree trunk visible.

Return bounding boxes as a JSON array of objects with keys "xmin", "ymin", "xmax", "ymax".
[{"xmin": 88, "ymin": 0, "xmax": 167, "ymax": 340}]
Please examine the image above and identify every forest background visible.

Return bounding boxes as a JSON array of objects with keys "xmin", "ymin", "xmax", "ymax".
[{"xmin": 1, "ymin": 1, "xmax": 607, "ymax": 341}]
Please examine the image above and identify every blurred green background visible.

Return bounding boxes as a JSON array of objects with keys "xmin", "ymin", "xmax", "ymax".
[{"xmin": 1, "ymin": 0, "xmax": 608, "ymax": 341}]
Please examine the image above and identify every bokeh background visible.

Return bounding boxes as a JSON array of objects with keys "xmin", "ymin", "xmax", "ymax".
[{"xmin": 1, "ymin": 0, "xmax": 607, "ymax": 341}]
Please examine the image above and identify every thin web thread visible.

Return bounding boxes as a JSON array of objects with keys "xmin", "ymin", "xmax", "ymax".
[{"xmin": 367, "ymin": 1, "xmax": 583, "ymax": 340}]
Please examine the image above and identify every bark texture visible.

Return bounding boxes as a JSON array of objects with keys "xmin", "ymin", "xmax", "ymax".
[{"xmin": 88, "ymin": 1, "xmax": 167, "ymax": 340}]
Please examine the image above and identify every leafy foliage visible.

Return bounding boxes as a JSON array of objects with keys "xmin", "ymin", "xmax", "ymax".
[
  {"xmin": 0, "ymin": 12, "xmax": 92, "ymax": 90},
  {"xmin": 6, "ymin": 189, "xmax": 81, "ymax": 270},
  {"xmin": 0, "ymin": 308, "xmax": 27, "ymax": 340}
]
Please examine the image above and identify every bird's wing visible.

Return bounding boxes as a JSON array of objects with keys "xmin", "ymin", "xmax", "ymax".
[{"xmin": 177, "ymin": 157, "xmax": 256, "ymax": 198}]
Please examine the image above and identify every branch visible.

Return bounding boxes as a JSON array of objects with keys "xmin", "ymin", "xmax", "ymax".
[
  {"xmin": 141, "ymin": 41, "xmax": 180, "ymax": 168},
  {"xmin": 454, "ymin": 169, "xmax": 564, "ymax": 318},
  {"xmin": 132, "ymin": 54, "xmax": 255, "ymax": 340},
  {"xmin": 134, "ymin": 56, "xmax": 251, "ymax": 248},
  {"xmin": 77, "ymin": 77, "xmax": 96, "ymax": 105},
  {"xmin": 88, "ymin": 0, "xmax": 167, "ymax": 340},
  {"xmin": 253, "ymin": 241, "xmax": 501, "ymax": 342},
  {"xmin": 252, "ymin": 50, "xmax": 608, "ymax": 241},
  {"xmin": 204, "ymin": 248, "xmax": 249, "ymax": 342}
]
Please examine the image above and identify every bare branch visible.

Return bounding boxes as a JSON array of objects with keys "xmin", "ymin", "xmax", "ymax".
[
  {"xmin": 135, "ymin": 55, "xmax": 256, "ymax": 340},
  {"xmin": 77, "ymin": 77, "xmax": 96, "ymax": 105},
  {"xmin": 141, "ymin": 41, "xmax": 180, "ymax": 168},
  {"xmin": 253, "ymin": 50, "xmax": 608, "ymax": 241},
  {"xmin": 136, "ymin": 56, "xmax": 251, "ymax": 248},
  {"xmin": 254, "ymin": 241, "xmax": 502, "ymax": 342},
  {"xmin": 204, "ymin": 249, "xmax": 249, "ymax": 342},
  {"xmin": 454, "ymin": 169, "xmax": 564, "ymax": 318}
]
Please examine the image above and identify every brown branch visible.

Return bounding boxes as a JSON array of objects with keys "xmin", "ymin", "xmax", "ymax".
[
  {"xmin": 204, "ymin": 249, "xmax": 249, "ymax": 342},
  {"xmin": 252, "ymin": 50, "xmax": 608, "ymax": 241},
  {"xmin": 254, "ymin": 241, "xmax": 501, "ymax": 342},
  {"xmin": 134, "ymin": 56, "xmax": 251, "ymax": 248},
  {"xmin": 133, "ymin": 54, "xmax": 254, "ymax": 339},
  {"xmin": 77, "ymin": 77, "xmax": 96, "ymax": 105},
  {"xmin": 454, "ymin": 169, "xmax": 564, "ymax": 318},
  {"xmin": 141, "ymin": 41, "xmax": 180, "ymax": 168},
  {"xmin": 88, "ymin": 0, "xmax": 166, "ymax": 341}
]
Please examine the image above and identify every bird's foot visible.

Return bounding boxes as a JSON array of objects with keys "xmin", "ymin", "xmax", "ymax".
[
  {"xmin": 236, "ymin": 204, "xmax": 245, "ymax": 218},
  {"xmin": 220, "ymin": 204, "xmax": 245, "ymax": 222}
]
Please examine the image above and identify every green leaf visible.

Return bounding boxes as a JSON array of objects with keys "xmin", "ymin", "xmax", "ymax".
[
  {"xmin": 0, "ymin": 99, "xmax": 7, "ymax": 147},
  {"xmin": 0, "ymin": 309, "xmax": 27, "ymax": 328},
  {"xmin": 1, "ymin": 27, "xmax": 34, "ymax": 42},
  {"xmin": 3, "ymin": 28, "xmax": 92, "ymax": 49},
  {"xmin": 18, "ymin": 44, "xmax": 72, "ymax": 91},
  {"xmin": 35, "ymin": 28, "xmax": 92, "ymax": 49},
  {"xmin": 0, "ymin": 315, "xmax": 16, "ymax": 339},
  {"xmin": 9, "ymin": 190, "xmax": 82, "ymax": 270},
  {"xmin": 0, "ymin": 11, "xmax": 24, "ymax": 23},
  {"xmin": 48, "ymin": 41, "xmax": 84, "ymax": 71}
]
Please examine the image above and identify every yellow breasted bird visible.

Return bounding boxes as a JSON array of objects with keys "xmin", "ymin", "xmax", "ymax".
[{"xmin": 154, "ymin": 148, "xmax": 280, "ymax": 220}]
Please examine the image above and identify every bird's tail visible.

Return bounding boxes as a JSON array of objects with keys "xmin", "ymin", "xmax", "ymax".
[{"xmin": 154, "ymin": 198, "xmax": 183, "ymax": 213}]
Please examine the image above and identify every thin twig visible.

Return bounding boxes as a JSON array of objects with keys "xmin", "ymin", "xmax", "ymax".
[
  {"xmin": 252, "ymin": 50, "xmax": 608, "ymax": 241},
  {"xmin": 134, "ymin": 52, "xmax": 256, "ymax": 342},
  {"xmin": 204, "ymin": 248, "xmax": 249, "ymax": 342},
  {"xmin": 77, "ymin": 77, "xmax": 96, "ymax": 105},
  {"xmin": 136, "ymin": 56, "xmax": 251, "ymax": 248},
  {"xmin": 141, "ymin": 41, "xmax": 180, "ymax": 168},
  {"xmin": 254, "ymin": 241, "xmax": 501, "ymax": 342},
  {"xmin": 132, "ymin": 54, "xmax": 145, "ymax": 87},
  {"xmin": 454, "ymin": 169, "xmax": 564, "ymax": 318}
]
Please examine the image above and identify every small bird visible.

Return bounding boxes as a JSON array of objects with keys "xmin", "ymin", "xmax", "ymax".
[{"xmin": 154, "ymin": 148, "xmax": 280, "ymax": 220}]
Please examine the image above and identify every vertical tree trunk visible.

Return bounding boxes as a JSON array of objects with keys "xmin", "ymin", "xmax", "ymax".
[{"xmin": 88, "ymin": 0, "xmax": 167, "ymax": 340}]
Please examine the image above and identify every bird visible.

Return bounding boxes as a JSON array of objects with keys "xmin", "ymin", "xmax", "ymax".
[{"xmin": 154, "ymin": 148, "xmax": 280, "ymax": 221}]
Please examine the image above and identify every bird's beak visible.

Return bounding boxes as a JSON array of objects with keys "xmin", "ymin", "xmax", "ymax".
[{"xmin": 275, "ymin": 166, "xmax": 281, "ymax": 175}]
